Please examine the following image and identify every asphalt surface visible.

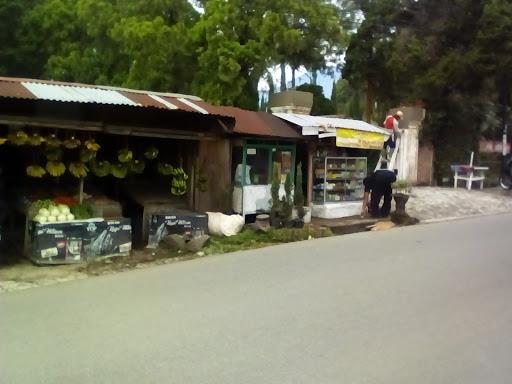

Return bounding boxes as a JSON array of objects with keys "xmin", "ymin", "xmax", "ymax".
[{"xmin": 2, "ymin": 214, "xmax": 512, "ymax": 383}]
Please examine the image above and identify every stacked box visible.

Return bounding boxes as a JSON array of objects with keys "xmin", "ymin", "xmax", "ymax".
[
  {"xmin": 147, "ymin": 213, "xmax": 208, "ymax": 248},
  {"xmin": 30, "ymin": 218, "xmax": 132, "ymax": 265}
]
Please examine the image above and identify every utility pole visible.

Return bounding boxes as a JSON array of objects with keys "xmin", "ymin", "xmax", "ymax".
[{"xmin": 503, "ymin": 122, "xmax": 509, "ymax": 156}]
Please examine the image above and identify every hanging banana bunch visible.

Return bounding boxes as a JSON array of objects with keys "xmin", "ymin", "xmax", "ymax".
[
  {"xmin": 118, "ymin": 149, "xmax": 133, "ymax": 163},
  {"xmin": 0, "ymin": 137, "xmax": 6, "ymax": 145},
  {"xmin": 144, "ymin": 146, "xmax": 159, "ymax": 160},
  {"xmin": 46, "ymin": 134, "xmax": 62, "ymax": 147},
  {"xmin": 69, "ymin": 162, "xmax": 88, "ymax": 178},
  {"xmin": 89, "ymin": 160, "xmax": 111, "ymax": 177},
  {"xmin": 26, "ymin": 133, "xmax": 45, "ymax": 146},
  {"xmin": 111, "ymin": 163, "xmax": 128, "ymax": 179},
  {"xmin": 8, "ymin": 130, "xmax": 28, "ymax": 146},
  {"xmin": 46, "ymin": 161, "xmax": 66, "ymax": 177},
  {"xmin": 80, "ymin": 148, "xmax": 96, "ymax": 163},
  {"xmin": 171, "ymin": 167, "xmax": 188, "ymax": 196},
  {"xmin": 157, "ymin": 162, "xmax": 174, "ymax": 176},
  {"xmin": 129, "ymin": 159, "xmax": 146, "ymax": 174},
  {"xmin": 85, "ymin": 139, "xmax": 100, "ymax": 151},
  {"xmin": 26, "ymin": 165, "xmax": 46, "ymax": 178},
  {"xmin": 63, "ymin": 136, "xmax": 81, "ymax": 149}
]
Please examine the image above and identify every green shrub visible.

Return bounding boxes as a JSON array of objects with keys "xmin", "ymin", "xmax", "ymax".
[{"xmin": 294, "ymin": 163, "xmax": 305, "ymax": 219}]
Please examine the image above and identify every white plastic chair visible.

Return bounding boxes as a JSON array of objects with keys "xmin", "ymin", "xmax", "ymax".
[{"xmin": 451, "ymin": 152, "xmax": 488, "ymax": 190}]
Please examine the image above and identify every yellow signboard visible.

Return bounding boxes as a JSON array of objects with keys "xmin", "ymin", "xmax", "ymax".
[{"xmin": 336, "ymin": 128, "xmax": 385, "ymax": 150}]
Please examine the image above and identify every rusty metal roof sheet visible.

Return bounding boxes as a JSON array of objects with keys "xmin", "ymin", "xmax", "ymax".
[
  {"xmin": 0, "ymin": 79, "xmax": 37, "ymax": 99},
  {"xmin": 207, "ymin": 106, "xmax": 301, "ymax": 139},
  {"xmin": 0, "ymin": 76, "xmax": 227, "ymax": 117}
]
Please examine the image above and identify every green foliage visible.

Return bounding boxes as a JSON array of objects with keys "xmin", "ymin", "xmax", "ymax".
[
  {"xmin": 334, "ymin": 78, "xmax": 363, "ymax": 119},
  {"xmin": 2, "ymin": 0, "xmax": 346, "ymax": 109},
  {"xmin": 0, "ymin": 0, "xmax": 35, "ymax": 76},
  {"xmin": 294, "ymin": 163, "xmax": 305, "ymax": 219},
  {"xmin": 392, "ymin": 179, "xmax": 411, "ymax": 194},
  {"xmin": 296, "ymin": 84, "xmax": 336, "ymax": 116},
  {"xmin": 204, "ymin": 229, "xmax": 275, "ymax": 255},
  {"xmin": 70, "ymin": 202, "xmax": 94, "ymax": 220},
  {"xmin": 203, "ymin": 226, "xmax": 333, "ymax": 255},
  {"xmin": 191, "ymin": 0, "xmax": 346, "ymax": 108},
  {"xmin": 343, "ymin": 0, "xmax": 512, "ymax": 183},
  {"xmin": 281, "ymin": 172, "xmax": 294, "ymax": 221},
  {"xmin": 270, "ymin": 162, "xmax": 282, "ymax": 218},
  {"xmin": 12, "ymin": 0, "xmax": 199, "ymax": 91},
  {"xmin": 267, "ymin": 227, "xmax": 333, "ymax": 243}
]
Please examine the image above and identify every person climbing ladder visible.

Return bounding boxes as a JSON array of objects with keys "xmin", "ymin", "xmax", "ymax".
[{"xmin": 383, "ymin": 110, "xmax": 403, "ymax": 159}]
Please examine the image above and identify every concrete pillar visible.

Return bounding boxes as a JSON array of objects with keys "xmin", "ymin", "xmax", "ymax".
[
  {"xmin": 269, "ymin": 91, "xmax": 313, "ymax": 115},
  {"xmin": 389, "ymin": 106, "xmax": 426, "ymax": 183}
]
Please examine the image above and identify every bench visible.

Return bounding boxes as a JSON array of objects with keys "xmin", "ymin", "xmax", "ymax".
[{"xmin": 451, "ymin": 152, "xmax": 489, "ymax": 190}]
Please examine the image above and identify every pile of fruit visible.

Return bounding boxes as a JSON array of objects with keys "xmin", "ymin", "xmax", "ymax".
[
  {"xmin": 29, "ymin": 199, "xmax": 94, "ymax": 224},
  {"xmin": 33, "ymin": 204, "xmax": 74, "ymax": 224}
]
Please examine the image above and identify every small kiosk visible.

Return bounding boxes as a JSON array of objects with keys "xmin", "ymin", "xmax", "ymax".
[{"xmin": 273, "ymin": 113, "xmax": 390, "ymax": 219}]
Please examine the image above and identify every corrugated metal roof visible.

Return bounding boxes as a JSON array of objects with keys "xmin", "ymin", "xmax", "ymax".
[
  {"xmin": 23, "ymin": 81, "xmax": 138, "ymax": 106},
  {"xmin": 0, "ymin": 76, "xmax": 228, "ymax": 117},
  {"xmin": 273, "ymin": 113, "xmax": 390, "ymax": 135},
  {"xmin": 208, "ymin": 106, "xmax": 301, "ymax": 139}
]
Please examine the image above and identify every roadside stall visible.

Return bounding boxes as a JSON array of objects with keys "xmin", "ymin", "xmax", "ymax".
[
  {"xmin": 273, "ymin": 113, "xmax": 390, "ymax": 219},
  {"xmin": 0, "ymin": 77, "xmax": 234, "ymax": 263}
]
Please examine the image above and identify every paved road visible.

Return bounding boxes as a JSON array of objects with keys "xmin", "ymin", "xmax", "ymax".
[{"xmin": 2, "ymin": 214, "xmax": 512, "ymax": 383}]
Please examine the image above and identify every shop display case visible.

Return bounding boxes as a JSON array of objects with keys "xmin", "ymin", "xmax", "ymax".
[{"xmin": 313, "ymin": 157, "xmax": 367, "ymax": 204}]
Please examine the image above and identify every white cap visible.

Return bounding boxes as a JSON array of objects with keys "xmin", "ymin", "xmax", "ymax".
[{"xmin": 396, "ymin": 110, "xmax": 404, "ymax": 118}]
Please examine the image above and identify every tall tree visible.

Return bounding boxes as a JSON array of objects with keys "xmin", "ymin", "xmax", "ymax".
[
  {"xmin": 192, "ymin": 0, "xmax": 346, "ymax": 109},
  {"xmin": 342, "ymin": 0, "xmax": 509, "ymax": 182},
  {"xmin": 342, "ymin": 0, "xmax": 402, "ymax": 122},
  {"xmin": 0, "ymin": 0, "xmax": 36, "ymax": 76},
  {"xmin": 16, "ymin": 0, "xmax": 199, "ymax": 91}
]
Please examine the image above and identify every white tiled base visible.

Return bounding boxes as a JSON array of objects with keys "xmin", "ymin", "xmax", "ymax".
[{"xmin": 312, "ymin": 202, "xmax": 361, "ymax": 219}]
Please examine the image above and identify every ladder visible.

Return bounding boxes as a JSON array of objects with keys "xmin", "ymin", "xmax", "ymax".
[{"xmin": 375, "ymin": 137, "xmax": 400, "ymax": 172}]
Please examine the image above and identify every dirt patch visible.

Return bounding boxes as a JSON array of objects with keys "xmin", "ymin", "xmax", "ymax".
[
  {"xmin": 0, "ymin": 260, "xmax": 87, "ymax": 293},
  {"xmin": 79, "ymin": 248, "xmax": 196, "ymax": 276}
]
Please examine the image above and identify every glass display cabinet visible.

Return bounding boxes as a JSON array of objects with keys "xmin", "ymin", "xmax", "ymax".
[{"xmin": 313, "ymin": 157, "xmax": 367, "ymax": 204}]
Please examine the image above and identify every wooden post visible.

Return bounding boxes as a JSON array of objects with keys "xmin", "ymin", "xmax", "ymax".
[
  {"xmin": 79, "ymin": 178, "xmax": 84, "ymax": 204},
  {"xmin": 307, "ymin": 143, "xmax": 314, "ymax": 205}
]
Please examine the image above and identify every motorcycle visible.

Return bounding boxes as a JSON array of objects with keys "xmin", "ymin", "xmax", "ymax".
[{"xmin": 500, "ymin": 154, "xmax": 512, "ymax": 189}]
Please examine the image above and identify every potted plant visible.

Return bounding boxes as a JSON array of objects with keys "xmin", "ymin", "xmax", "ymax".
[{"xmin": 392, "ymin": 179, "xmax": 411, "ymax": 215}]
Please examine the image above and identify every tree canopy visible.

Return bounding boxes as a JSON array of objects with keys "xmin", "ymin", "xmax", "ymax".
[
  {"xmin": 341, "ymin": 0, "xmax": 512, "ymax": 182},
  {"xmin": 1, "ymin": 0, "xmax": 346, "ymax": 109}
]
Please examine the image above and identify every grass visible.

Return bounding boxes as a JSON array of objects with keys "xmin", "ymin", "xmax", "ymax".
[{"xmin": 203, "ymin": 226, "xmax": 334, "ymax": 255}]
